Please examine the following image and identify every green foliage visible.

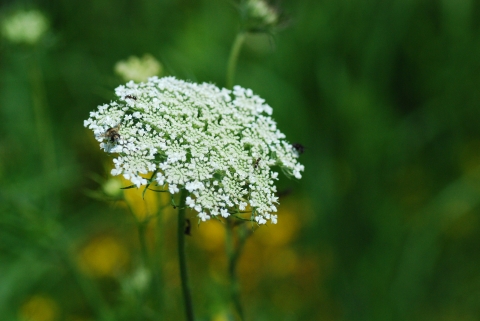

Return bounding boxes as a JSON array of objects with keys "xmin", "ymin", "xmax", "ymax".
[{"xmin": 1, "ymin": 0, "xmax": 480, "ymax": 320}]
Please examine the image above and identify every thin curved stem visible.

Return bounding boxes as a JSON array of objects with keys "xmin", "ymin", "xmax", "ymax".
[
  {"xmin": 226, "ymin": 31, "xmax": 247, "ymax": 89},
  {"xmin": 226, "ymin": 220, "xmax": 248, "ymax": 321},
  {"xmin": 178, "ymin": 189, "xmax": 195, "ymax": 321},
  {"xmin": 137, "ymin": 222, "xmax": 148, "ymax": 321},
  {"xmin": 152, "ymin": 193, "xmax": 168, "ymax": 315},
  {"xmin": 137, "ymin": 221, "xmax": 149, "ymax": 267}
]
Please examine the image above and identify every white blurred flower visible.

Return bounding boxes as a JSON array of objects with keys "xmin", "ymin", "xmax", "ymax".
[
  {"xmin": 84, "ymin": 77, "xmax": 304, "ymax": 224},
  {"xmin": 1, "ymin": 9, "xmax": 49, "ymax": 45},
  {"xmin": 243, "ymin": 0, "xmax": 278, "ymax": 31},
  {"xmin": 114, "ymin": 54, "xmax": 163, "ymax": 82},
  {"xmin": 102, "ymin": 177, "xmax": 123, "ymax": 197},
  {"xmin": 121, "ymin": 265, "xmax": 151, "ymax": 296}
]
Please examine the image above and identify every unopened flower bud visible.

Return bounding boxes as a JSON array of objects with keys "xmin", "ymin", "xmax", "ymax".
[
  {"xmin": 241, "ymin": 0, "xmax": 279, "ymax": 32},
  {"xmin": 114, "ymin": 54, "xmax": 163, "ymax": 83}
]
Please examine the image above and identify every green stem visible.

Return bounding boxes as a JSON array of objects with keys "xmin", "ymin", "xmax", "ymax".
[
  {"xmin": 226, "ymin": 220, "xmax": 247, "ymax": 321},
  {"xmin": 127, "ymin": 191, "xmax": 166, "ymax": 318},
  {"xmin": 138, "ymin": 221, "xmax": 149, "ymax": 267},
  {"xmin": 226, "ymin": 31, "xmax": 247, "ymax": 89},
  {"xmin": 152, "ymin": 195, "xmax": 167, "ymax": 315},
  {"xmin": 125, "ymin": 202, "xmax": 149, "ymax": 319},
  {"xmin": 178, "ymin": 189, "xmax": 195, "ymax": 321},
  {"xmin": 136, "ymin": 219, "xmax": 157, "ymax": 319}
]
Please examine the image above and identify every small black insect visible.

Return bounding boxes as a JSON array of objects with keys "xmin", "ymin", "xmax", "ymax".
[
  {"xmin": 253, "ymin": 157, "xmax": 261, "ymax": 169},
  {"xmin": 292, "ymin": 143, "xmax": 305, "ymax": 155},
  {"xmin": 125, "ymin": 95, "xmax": 137, "ymax": 100},
  {"xmin": 104, "ymin": 125, "xmax": 121, "ymax": 143},
  {"xmin": 184, "ymin": 218, "xmax": 191, "ymax": 236},
  {"xmin": 276, "ymin": 188, "xmax": 293, "ymax": 199}
]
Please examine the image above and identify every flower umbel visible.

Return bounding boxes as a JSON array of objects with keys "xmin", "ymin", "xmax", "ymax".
[{"xmin": 84, "ymin": 77, "xmax": 304, "ymax": 224}]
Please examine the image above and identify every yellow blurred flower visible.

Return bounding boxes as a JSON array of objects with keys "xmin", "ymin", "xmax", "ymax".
[
  {"xmin": 211, "ymin": 311, "xmax": 230, "ymax": 321},
  {"xmin": 19, "ymin": 295, "xmax": 58, "ymax": 321},
  {"xmin": 195, "ymin": 220, "xmax": 225, "ymax": 252},
  {"xmin": 114, "ymin": 54, "xmax": 163, "ymax": 82},
  {"xmin": 236, "ymin": 237, "xmax": 263, "ymax": 292},
  {"xmin": 78, "ymin": 234, "xmax": 129, "ymax": 277},
  {"xmin": 236, "ymin": 200, "xmax": 310, "ymax": 290},
  {"xmin": 121, "ymin": 176, "xmax": 160, "ymax": 221},
  {"xmin": 193, "ymin": 220, "xmax": 229, "ymax": 278},
  {"xmin": 264, "ymin": 246, "xmax": 298, "ymax": 277},
  {"xmin": 255, "ymin": 210, "xmax": 300, "ymax": 247}
]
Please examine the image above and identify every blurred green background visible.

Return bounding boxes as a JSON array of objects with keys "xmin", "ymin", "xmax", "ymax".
[{"xmin": 2, "ymin": 0, "xmax": 480, "ymax": 320}]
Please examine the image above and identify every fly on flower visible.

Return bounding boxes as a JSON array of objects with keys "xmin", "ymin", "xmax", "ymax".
[
  {"xmin": 291, "ymin": 143, "xmax": 305, "ymax": 155},
  {"xmin": 253, "ymin": 157, "xmax": 261, "ymax": 169},
  {"xmin": 103, "ymin": 124, "xmax": 121, "ymax": 143}
]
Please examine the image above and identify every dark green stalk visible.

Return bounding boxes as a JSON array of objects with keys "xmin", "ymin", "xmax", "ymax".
[
  {"xmin": 152, "ymin": 196, "xmax": 169, "ymax": 316},
  {"xmin": 226, "ymin": 31, "xmax": 247, "ymax": 89},
  {"xmin": 178, "ymin": 189, "xmax": 195, "ymax": 321},
  {"xmin": 137, "ymin": 221, "xmax": 149, "ymax": 267},
  {"xmin": 226, "ymin": 220, "xmax": 247, "ymax": 321},
  {"xmin": 125, "ymin": 198, "xmax": 149, "ymax": 319},
  {"xmin": 122, "ymin": 190, "xmax": 155, "ymax": 318}
]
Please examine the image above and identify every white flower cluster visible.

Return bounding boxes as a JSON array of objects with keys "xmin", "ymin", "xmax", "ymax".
[{"xmin": 84, "ymin": 77, "xmax": 304, "ymax": 224}]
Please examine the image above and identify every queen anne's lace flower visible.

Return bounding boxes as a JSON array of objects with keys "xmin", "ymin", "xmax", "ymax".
[{"xmin": 84, "ymin": 76, "xmax": 304, "ymax": 224}]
